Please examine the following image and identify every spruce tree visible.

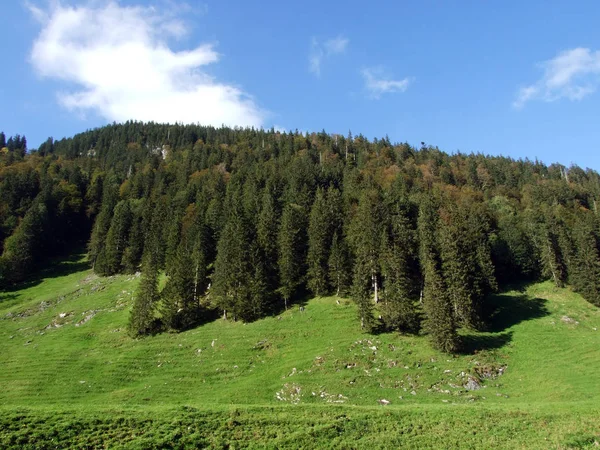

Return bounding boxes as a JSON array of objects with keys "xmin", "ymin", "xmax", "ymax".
[
  {"xmin": 121, "ymin": 200, "xmax": 145, "ymax": 273},
  {"xmin": 380, "ymin": 193, "xmax": 420, "ymax": 332},
  {"xmin": 89, "ymin": 176, "xmax": 119, "ymax": 272},
  {"xmin": 418, "ymin": 197, "xmax": 459, "ymax": 353},
  {"xmin": 211, "ymin": 193, "xmax": 252, "ymax": 321},
  {"xmin": 307, "ymin": 187, "xmax": 331, "ymax": 296},
  {"xmin": 102, "ymin": 200, "xmax": 132, "ymax": 275},
  {"xmin": 277, "ymin": 203, "xmax": 308, "ymax": 309},
  {"xmin": 257, "ymin": 186, "xmax": 280, "ymax": 297},
  {"xmin": 328, "ymin": 231, "xmax": 351, "ymax": 296},
  {"xmin": 128, "ymin": 251, "xmax": 160, "ymax": 336},
  {"xmin": 348, "ymin": 190, "xmax": 384, "ymax": 303},
  {"xmin": 161, "ymin": 241, "xmax": 196, "ymax": 330}
]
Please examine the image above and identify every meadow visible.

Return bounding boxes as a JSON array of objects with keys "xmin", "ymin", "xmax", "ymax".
[{"xmin": 1, "ymin": 253, "xmax": 599, "ymax": 448}]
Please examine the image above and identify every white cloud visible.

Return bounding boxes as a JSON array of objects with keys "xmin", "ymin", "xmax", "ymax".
[
  {"xmin": 361, "ymin": 67, "xmax": 412, "ymax": 99},
  {"xmin": 309, "ymin": 35, "xmax": 348, "ymax": 76},
  {"xmin": 28, "ymin": 1, "xmax": 265, "ymax": 128},
  {"xmin": 514, "ymin": 48, "xmax": 600, "ymax": 108}
]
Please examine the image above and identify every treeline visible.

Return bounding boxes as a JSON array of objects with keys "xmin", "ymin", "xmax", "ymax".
[{"xmin": 1, "ymin": 123, "xmax": 600, "ymax": 352}]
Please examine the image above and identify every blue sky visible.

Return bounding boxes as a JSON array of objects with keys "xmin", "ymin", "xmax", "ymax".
[{"xmin": 1, "ymin": 1, "xmax": 600, "ymax": 170}]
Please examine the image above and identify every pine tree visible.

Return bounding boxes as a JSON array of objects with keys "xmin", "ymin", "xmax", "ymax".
[
  {"xmin": 211, "ymin": 193, "xmax": 252, "ymax": 321},
  {"xmin": 307, "ymin": 188, "xmax": 331, "ymax": 296},
  {"xmin": 328, "ymin": 231, "xmax": 351, "ymax": 296},
  {"xmin": 418, "ymin": 197, "xmax": 459, "ymax": 353},
  {"xmin": 348, "ymin": 190, "xmax": 384, "ymax": 303},
  {"xmin": 380, "ymin": 193, "xmax": 420, "ymax": 332},
  {"xmin": 89, "ymin": 176, "xmax": 119, "ymax": 272},
  {"xmin": 121, "ymin": 199, "xmax": 145, "ymax": 273},
  {"xmin": 161, "ymin": 241, "xmax": 196, "ymax": 330},
  {"xmin": 570, "ymin": 213, "xmax": 600, "ymax": 306},
  {"xmin": 257, "ymin": 186, "xmax": 280, "ymax": 297},
  {"xmin": 128, "ymin": 251, "xmax": 160, "ymax": 336},
  {"xmin": 277, "ymin": 203, "xmax": 308, "ymax": 309},
  {"xmin": 1, "ymin": 199, "xmax": 48, "ymax": 283},
  {"xmin": 102, "ymin": 200, "xmax": 133, "ymax": 275}
]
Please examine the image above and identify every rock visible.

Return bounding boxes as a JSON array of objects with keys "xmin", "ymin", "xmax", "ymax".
[
  {"xmin": 410, "ymin": 390, "xmax": 417, "ymax": 396},
  {"xmin": 378, "ymin": 399, "xmax": 390, "ymax": 405},
  {"xmin": 561, "ymin": 315, "xmax": 579, "ymax": 325},
  {"xmin": 464, "ymin": 377, "xmax": 482, "ymax": 391}
]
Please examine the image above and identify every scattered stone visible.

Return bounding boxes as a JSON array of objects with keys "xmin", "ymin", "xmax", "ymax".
[
  {"xmin": 378, "ymin": 399, "xmax": 390, "ymax": 405},
  {"xmin": 464, "ymin": 377, "xmax": 482, "ymax": 391},
  {"xmin": 561, "ymin": 315, "xmax": 579, "ymax": 325},
  {"xmin": 275, "ymin": 383, "xmax": 302, "ymax": 404},
  {"xmin": 253, "ymin": 340, "xmax": 270, "ymax": 350},
  {"xmin": 410, "ymin": 390, "xmax": 417, "ymax": 396},
  {"xmin": 76, "ymin": 311, "xmax": 97, "ymax": 327},
  {"xmin": 474, "ymin": 364, "xmax": 506, "ymax": 379},
  {"xmin": 369, "ymin": 346, "xmax": 377, "ymax": 351},
  {"xmin": 444, "ymin": 369, "xmax": 452, "ymax": 374}
]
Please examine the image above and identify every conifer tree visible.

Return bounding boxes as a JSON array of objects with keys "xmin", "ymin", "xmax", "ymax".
[
  {"xmin": 418, "ymin": 197, "xmax": 459, "ymax": 353},
  {"xmin": 121, "ymin": 200, "xmax": 145, "ymax": 273},
  {"xmin": 89, "ymin": 176, "xmax": 119, "ymax": 271},
  {"xmin": 328, "ymin": 231, "xmax": 351, "ymax": 296},
  {"xmin": 349, "ymin": 190, "xmax": 384, "ymax": 303},
  {"xmin": 380, "ymin": 193, "xmax": 420, "ymax": 332},
  {"xmin": 277, "ymin": 203, "xmax": 308, "ymax": 309},
  {"xmin": 570, "ymin": 213, "xmax": 600, "ymax": 306},
  {"xmin": 257, "ymin": 186, "xmax": 280, "ymax": 295},
  {"xmin": 128, "ymin": 251, "xmax": 160, "ymax": 337},
  {"xmin": 161, "ymin": 241, "xmax": 196, "ymax": 330},
  {"xmin": 212, "ymin": 193, "xmax": 252, "ymax": 320},
  {"xmin": 101, "ymin": 200, "xmax": 132, "ymax": 275},
  {"xmin": 307, "ymin": 188, "xmax": 331, "ymax": 296}
]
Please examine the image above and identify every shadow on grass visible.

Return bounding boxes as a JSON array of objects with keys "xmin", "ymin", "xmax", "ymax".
[
  {"xmin": 484, "ymin": 293, "xmax": 549, "ymax": 333},
  {"xmin": 458, "ymin": 289, "xmax": 550, "ymax": 354},
  {"xmin": 460, "ymin": 331, "xmax": 513, "ymax": 354},
  {"xmin": 1, "ymin": 250, "xmax": 90, "ymax": 296}
]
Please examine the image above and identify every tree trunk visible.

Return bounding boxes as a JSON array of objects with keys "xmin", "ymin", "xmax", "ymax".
[
  {"xmin": 372, "ymin": 271, "xmax": 379, "ymax": 303},
  {"xmin": 193, "ymin": 262, "xmax": 199, "ymax": 304}
]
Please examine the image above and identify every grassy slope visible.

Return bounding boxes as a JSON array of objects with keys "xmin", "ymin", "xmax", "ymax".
[{"xmin": 1, "ymin": 254, "xmax": 599, "ymax": 448}]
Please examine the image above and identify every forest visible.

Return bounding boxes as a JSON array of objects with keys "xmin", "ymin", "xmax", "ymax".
[{"xmin": 1, "ymin": 123, "xmax": 599, "ymax": 353}]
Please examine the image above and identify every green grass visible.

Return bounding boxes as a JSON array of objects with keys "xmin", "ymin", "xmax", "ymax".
[{"xmin": 1, "ymin": 254, "xmax": 600, "ymax": 448}]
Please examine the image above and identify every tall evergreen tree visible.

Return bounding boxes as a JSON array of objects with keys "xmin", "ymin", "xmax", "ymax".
[
  {"xmin": 328, "ymin": 231, "xmax": 352, "ymax": 296},
  {"xmin": 128, "ymin": 250, "xmax": 160, "ymax": 337},
  {"xmin": 380, "ymin": 192, "xmax": 420, "ymax": 332},
  {"xmin": 418, "ymin": 197, "xmax": 459, "ymax": 353},
  {"xmin": 89, "ymin": 176, "xmax": 119, "ymax": 271},
  {"xmin": 211, "ymin": 193, "xmax": 253, "ymax": 320},
  {"xmin": 349, "ymin": 189, "xmax": 384, "ymax": 303},
  {"xmin": 161, "ymin": 241, "xmax": 196, "ymax": 330},
  {"xmin": 277, "ymin": 203, "xmax": 308, "ymax": 309},
  {"xmin": 101, "ymin": 200, "xmax": 133, "ymax": 275},
  {"xmin": 307, "ymin": 188, "xmax": 331, "ymax": 296}
]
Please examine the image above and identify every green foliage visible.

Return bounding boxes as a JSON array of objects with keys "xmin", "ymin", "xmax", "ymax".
[
  {"xmin": 128, "ymin": 253, "xmax": 160, "ymax": 336},
  {"xmin": 277, "ymin": 203, "xmax": 308, "ymax": 308},
  {"xmin": 3, "ymin": 122, "xmax": 600, "ymax": 353},
  {"xmin": 418, "ymin": 197, "xmax": 460, "ymax": 353},
  {"xmin": 307, "ymin": 187, "xmax": 332, "ymax": 296}
]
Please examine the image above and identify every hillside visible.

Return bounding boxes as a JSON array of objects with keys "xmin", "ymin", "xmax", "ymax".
[{"xmin": 1, "ymin": 254, "xmax": 599, "ymax": 448}]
